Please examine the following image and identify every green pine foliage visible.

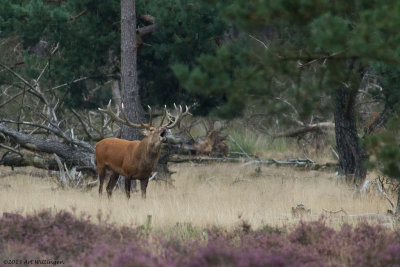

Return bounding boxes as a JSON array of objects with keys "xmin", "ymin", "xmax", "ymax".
[
  {"xmin": 364, "ymin": 117, "xmax": 400, "ymax": 179},
  {"xmin": 174, "ymin": 0, "xmax": 400, "ymax": 117},
  {"xmin": 174, "ymin": 0, "xmax": 400, "ymax": 178},
  {"xmin": 138, "ymin": 0, "xmax": 226, "ymax": 108},
  {"xmin": 0, "ymin": 0, "xmax": 226, "ymax": 109},
  {"xmin": 364, "ymin": 63, "xmax": 400, "ymax": 179},
  {"xmin": 0, "ymin": 0, "xmax": 120, "ymax": 108}
]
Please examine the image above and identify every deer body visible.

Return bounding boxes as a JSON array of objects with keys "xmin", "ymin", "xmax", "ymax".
[
  {"xmin": 96, "ymin": 137, "xmax": 161, "ymax": 179},
  {"xmin": 96, "ymin": 128, "xmax": 165, "ymax": 199},
  {"xmin": 96, "ymin": 102, "xmax": 190, "ymax": 199}
]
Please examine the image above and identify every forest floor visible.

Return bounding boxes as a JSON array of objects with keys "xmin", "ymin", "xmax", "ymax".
[{"xmin": 0, "ymin": 162, "xmax": 394, "ymax": 235}]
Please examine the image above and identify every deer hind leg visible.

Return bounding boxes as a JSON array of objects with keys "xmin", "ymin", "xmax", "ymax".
[
  {"xmin": 98, "ymin": 166, "xmax": 108, "ymax": 195},
  {"xmin": 125, "ymin": 177, "xmax": 132, "ymax": 199},
  {"xmin": 106, "ymin": 172, "xmax": 119, "ymax": 198},
  {"xmin": 140, "ymin": 179, "xmax": 149, "ymax": 199}
]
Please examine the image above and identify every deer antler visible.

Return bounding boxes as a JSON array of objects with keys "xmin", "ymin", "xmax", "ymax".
[
  {"xmin": 98, "ymin": 100, "xmax": 152, "ymax": 129},
  {"xmin": 159, "ymin": 105, "xmax": 167, "ymax": 126},
  {"xmin": 163, "ymin": 103, "xmax": 191, "ymax": 129},
  {"xmin": 99, "ymin": 100, "xmax": 191, "ymax": 130}
]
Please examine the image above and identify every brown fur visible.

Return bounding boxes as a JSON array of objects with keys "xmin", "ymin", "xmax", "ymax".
[{"xmin": 96, "ymin": 127, "xmax": 166, "ymax": 199}]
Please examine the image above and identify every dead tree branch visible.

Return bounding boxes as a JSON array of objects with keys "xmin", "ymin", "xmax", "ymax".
[
  {"xmin": 272, "ymin": 122, "xmax": 335, "ymax": 138},
  {"xmin": 0, "ymin": 123, "xmax": 95, "ymax": 170}
]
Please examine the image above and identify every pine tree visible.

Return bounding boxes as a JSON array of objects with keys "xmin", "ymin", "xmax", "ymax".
[{"xmin": 174, "ymin": 0, "xmax": 400, "ymax": 183}]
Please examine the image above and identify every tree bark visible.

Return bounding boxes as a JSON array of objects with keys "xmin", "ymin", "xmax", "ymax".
[
  {"xmin": 111, "ymin": 80, "xmax": 122, "ymax": 108},
  {"xmin": 120, "ymin": 0, "xmax": 142, "ymax": 190},
  {"xmin": 1, "ymin": 152, "xmax": 59, "ymax": 170},
  {"xmin": 120, "ymin": 0, "xmax": 143, "ymax": 141},
  {"xmin": 333, "ymin": 85, "xmax": 367, "ymax": 184},
  {"xmin": 0, "ymin": 123, "xmax": 95, "ymax": 171},
  {"xmin": 396, "ymin": 189, "xmax": 400, "ymax": 215}
]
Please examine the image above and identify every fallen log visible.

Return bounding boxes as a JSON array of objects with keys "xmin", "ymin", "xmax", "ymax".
[
  {"xmin": 0, "ymin": 123, "xmax": 95, "ymax": 172},
  {"xmin": 169, "ymin": 155, "xmax": 338, "ymax": 171},
  {"xmin": 323, "ymin": 208, "xmax": 394, "ymax": 224},
  {"xmin": 273, "ymin": 122, "xmax": 335, "ymax": 138},
  {"xmin": 1, "ymin": 152, "xmax": 59, "ymax": 170},
  {"xmin": 169, "ymin": 155, "xmax": 247, "ymax": 164}
]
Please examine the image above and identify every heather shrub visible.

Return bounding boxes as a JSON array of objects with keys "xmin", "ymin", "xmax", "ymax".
[
  {"xmin": 337, "ymin": 223, "xmax": 400, "ymax": 266},
  {"xmin": 110, "ymin": 243, "xmax": 165, "ymax": 267},
  {"xmin": 0, "ymin": 210, "xmax": 102, "ymax": 259},
  {"xmin": 1, "ymin": 210, "xmax": 400, "ymax": 266},
  {"xmin": 78, "ymin": 241, "xmax": 164, "ymax": 267},
  {"xmin": 289, "ymin": 219, "xmax": 335, "ymax": 246},
  {"xmin": 0, "ymin": 209, "xmax": 148, "ymax": 265},
  {"xmin": 0, "ymin": 242, "xmax": 46, "ymax": 263},
  {"xmin": 181, "ymin": 236, "xmax": 326, "ymax": 267}
]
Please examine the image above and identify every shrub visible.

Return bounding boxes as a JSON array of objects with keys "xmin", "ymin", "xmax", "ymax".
[{"xmin": 1, "ymin": 210, "xmax": 400, "ymax": 266}]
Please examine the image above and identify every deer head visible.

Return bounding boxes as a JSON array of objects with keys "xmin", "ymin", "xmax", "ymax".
[{"xmin": 99, "ymin": 101, "xmax": 191, "ymax": 142}]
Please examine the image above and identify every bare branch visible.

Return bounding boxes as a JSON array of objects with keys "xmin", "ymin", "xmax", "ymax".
[
  {"xmin": 35, "ymin": 42, "xmax": 59, "ymax": 86},
  {"xmin": 361, "ymin": 178, "xmax": 395, "ymax": 210},
  {"xmin": 71, "ymin": 109, "xmax": 94, "ymax": 141},
  {"xmin": 0, "ymin": 62, "xmax": 34, "ymax": 90},
  {"xmin": 249, "ymin": 34, "xmax": 269, "ymax": 49},
  {"xmin": 275, "ymin": 97, "xmax": 301, "ymax": 124},
  {"xmin": 322, "ymin": 208, "xmax": 348, "ymax": 215},
  {"xmin": 272, "ymin": 122, "xmax": 335, "ymax": 138},
  {"xmin": 0, "ymin": 123, "xmax": 95, "ymax": 166},
  {"xmin": 228, "ymin": 135, "xmax": 251, "ymax": 159},
  {"xmin": 0, "ymin": 62, "xmax": 49, "ymax": 105},
  {"xmin": 331, "ymin": 146, "xmax": 340, "ymax": 160},
  {"xmin": 0, "ymin": 91, "xmax": 24, "ymax": 108},
  {"xmin": 0, "ymin": 143, "xmax": 22, "ymax": 156},
  {"xmin": 0, "ymin": 118, "xmax": 94, "ymax": 152},
  {"xmin": 0, "ymin": 61, "xmax": 24, "ymax": 74},
  {"xmin": 49, "ymin": 74, "xmax": 115, "ymax": 92},
  {"xmin": 50, "ymin": 76, "xmax": 92, "ymax": 91},
  {"xmin": 70, "ymin": 9, "xmax": 87, "ymax": 21}
]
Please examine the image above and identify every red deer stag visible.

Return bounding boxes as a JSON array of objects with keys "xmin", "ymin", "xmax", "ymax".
[{"xmin": 96, "ymin": 102, "xmax": 191, "ymax": 198}]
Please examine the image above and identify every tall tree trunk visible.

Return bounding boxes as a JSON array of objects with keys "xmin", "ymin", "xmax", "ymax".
[
  {"xmin": 120, "ymin": 0, "xmax": 143, "ymax": 141},
  {"xmin": 334, "ymin": 85, "xmax": 367, "ymax": 185},
  {"xmin": 119, "ymin": 0, "xmax": 171, "ymax": 189},
  {"xmin": 111, "ymin": 80, "xmax": 122, "ymax": 109},
  {"xmin": 120, "ymin": 0, "xmax": 143, "ymax": 190}
]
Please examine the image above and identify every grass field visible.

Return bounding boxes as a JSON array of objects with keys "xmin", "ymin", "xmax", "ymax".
[
  {"xmin": 0, "ymin": 163, "xmax": 393, "ymax": 233},
  {"xmin": 1, "ymin": 162, "xmax": 399, "ymax": 266}
]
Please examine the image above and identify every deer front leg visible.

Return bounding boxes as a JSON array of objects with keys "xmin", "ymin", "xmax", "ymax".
[
  {"xmin": 140, "ymin": 179, "xmax": 149, "ymax": 199},
  {"xmin": 125, "ymin": 177, "xmax": 132, "ymax": 199}
]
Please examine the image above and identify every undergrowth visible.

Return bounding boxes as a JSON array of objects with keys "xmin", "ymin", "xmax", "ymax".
[{"xmin": 1, "ymin": 210, "xmax": 399, "ymax": 266}]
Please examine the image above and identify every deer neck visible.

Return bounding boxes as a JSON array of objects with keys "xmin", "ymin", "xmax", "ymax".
[{"xmin": 138, "ymin": 137, "xmax": 162, "ymax": 163}]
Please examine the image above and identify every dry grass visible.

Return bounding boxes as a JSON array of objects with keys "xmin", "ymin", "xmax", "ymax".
[{"xmin": 0, "ymin": 164, "xmax": 394, "ymax": 232}]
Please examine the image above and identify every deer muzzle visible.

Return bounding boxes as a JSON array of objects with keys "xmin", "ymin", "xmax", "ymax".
[{"xmin": 159, "ymin": 127, "xmax": 167, "ymax": 142}]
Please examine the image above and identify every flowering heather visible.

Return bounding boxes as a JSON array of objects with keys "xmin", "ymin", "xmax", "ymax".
[{"xmin": 1, "ymin": 210, "xmax": 399, "ymax": 266}]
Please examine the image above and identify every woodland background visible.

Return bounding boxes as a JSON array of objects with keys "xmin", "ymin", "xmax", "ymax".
[{"xmin": 1, "ymin": 1, "xmax": 400, "ymax": 265}]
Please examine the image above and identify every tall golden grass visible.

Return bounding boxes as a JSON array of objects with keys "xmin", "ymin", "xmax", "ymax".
[{"xmin": 0, "ymin": 163, "xmax": 393, "ymax": 232}]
